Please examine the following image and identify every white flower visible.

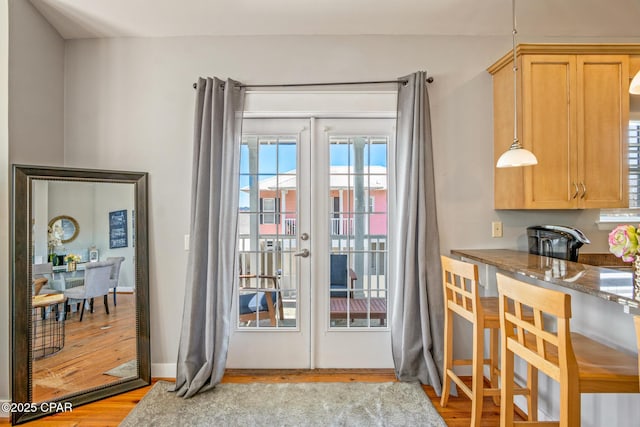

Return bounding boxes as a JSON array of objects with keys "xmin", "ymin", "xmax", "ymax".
[{"xmin": 47, "ymin": 226, "xmax": 62, "ymax": 252}]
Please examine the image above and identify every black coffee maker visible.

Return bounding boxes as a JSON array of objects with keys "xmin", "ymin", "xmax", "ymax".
[{"xmin": 526, "ymin": 225, "xmax": 590, "ymax": 262}]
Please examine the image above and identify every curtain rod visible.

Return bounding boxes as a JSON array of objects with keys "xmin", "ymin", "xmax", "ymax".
[{"xmin": 192, "ymin": 77, "xmax": 434, "ymax": 90}]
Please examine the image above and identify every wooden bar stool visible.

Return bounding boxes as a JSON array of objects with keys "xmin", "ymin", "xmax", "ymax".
[
  {"xmin": 440, "ymin": 256, "xmax": 535, "ymax": 426},
  {"xmin": 497, "ymin": 273, "xmax": 640, "ymax": 427}
]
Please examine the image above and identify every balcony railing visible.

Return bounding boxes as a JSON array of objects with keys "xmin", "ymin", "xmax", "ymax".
[
  {"xmin": 331, "ymin": 217, "xmax": 354, "ymax": 235},
  {"xmin": 284, "ymin": 218, "xmax": 296, "ymax": 235},
  {"xmin": 280, "ymin": 217, "xmax": 358, "ymax": 236}
]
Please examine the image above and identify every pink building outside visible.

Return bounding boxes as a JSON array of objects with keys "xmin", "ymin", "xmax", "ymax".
[{"xmin": 248, "ymin": 166, "xmax": 387, "ymax": 237}]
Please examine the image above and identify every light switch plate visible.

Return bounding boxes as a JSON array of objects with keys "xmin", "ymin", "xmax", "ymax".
[{"xmin": 184, "ymin": 234, "xmax": 190, "ymax": 251}]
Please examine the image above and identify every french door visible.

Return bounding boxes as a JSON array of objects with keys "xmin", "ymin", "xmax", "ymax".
[{"xmin": 226, "ymin": 117, "xmax": 394, "ymax": 369}]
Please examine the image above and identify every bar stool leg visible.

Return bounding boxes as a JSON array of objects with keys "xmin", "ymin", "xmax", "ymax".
[
  {"xmin": 500, "ymin": 340, "xmax": 515, "ymax": 427},
  {"xmin": 527, "ymin": 364, "xmax": 538, "ymax": 421},
  {"xmin": 562, "ymin": 379, "xmax": 581, "ymax": 427},
  {"xmin": 440, "ymin": 306, "xmax": 453, "ymax": 407},
  {"xmin": 471, "ymin": 319, "xmax": 485, "ymax": 427},
  {"xmin": 490, "ymin": 327, "xmax": 500, "ymax": 406}
]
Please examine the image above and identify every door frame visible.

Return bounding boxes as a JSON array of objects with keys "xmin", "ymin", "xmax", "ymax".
[{"xmin": 227, "ymin": 91, "xmax": 397, "ymax": 369}]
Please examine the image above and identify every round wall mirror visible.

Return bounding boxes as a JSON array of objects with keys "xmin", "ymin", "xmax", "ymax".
[{"xmin": 48, "ymin": 215, "xmax": 80, "ymax": 244}]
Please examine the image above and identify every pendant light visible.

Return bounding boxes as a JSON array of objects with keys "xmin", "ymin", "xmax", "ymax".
[
  {"xmin": 630, "ymin": 71, "xmax": 640, "ymax": 94},
  {"xmin": 496, "ymin": 0, "xmax": 538, "ymax": 168}
]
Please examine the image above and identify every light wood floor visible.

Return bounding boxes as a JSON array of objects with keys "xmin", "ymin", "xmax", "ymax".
[
  {"xmin": 1, "ymin": 370, "xmax": 512, "ymax": 426},
  {"xmin": 32, "ymin": 293, "xmax": 137, "ymax": 402}
]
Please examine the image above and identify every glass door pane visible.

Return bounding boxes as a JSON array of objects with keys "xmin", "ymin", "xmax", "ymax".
[
  {"xmin": 238, "ymin": 135, "xmax": 298, "ymax": 328},
  {"xmin": 312, "ymin": 118, "xmax": 394, "ymax": 369},
  {"xmin": 328, "ymin": 135, "xmax": 388, "ymax": 328},
  {"xmin": 227, "ymin": 118, "xmax": 311, "ymax": 369}
]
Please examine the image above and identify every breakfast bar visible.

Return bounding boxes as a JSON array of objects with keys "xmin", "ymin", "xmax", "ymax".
[
  {"xmin": 449, "ymin": 249, "xmax": 640, "ymax": 426},
  {"xmin": 451, "ymin": 249, "xmax": 639, "ymax": 312}
]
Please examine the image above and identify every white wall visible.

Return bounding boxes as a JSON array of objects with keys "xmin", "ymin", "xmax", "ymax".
[
  {"xmin": 32, "ymin": 180, "xmax": 49, "ymax": 263},
  {"xmin": 8, "ymin": 0, "xmax": 64, "ymax": 165},
  {"xmin": 61, "ymin": 34, "xmax": 640, "ymax": 373},
  {"xmin": 2, "ymin": 0, "xmax": 64, "ymax": 405},
  {"xmin": 48, "ymin": 181, "xmax": 96, "ymax": 257},
  {"xmin": 91, "ymin": 182, "xmax": 135, "ymax": 288}
]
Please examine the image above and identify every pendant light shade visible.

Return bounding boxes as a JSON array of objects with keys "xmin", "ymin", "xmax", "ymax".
[
  {"xmin": 630, "ymin": 70, "xmax": 640, "ymax": 94},
  {"xmin": 496, "ymin": 0, "xmax": 538, "ymax": 168},
  {"xmin": 496, "ymin": 144, "xmax": 538, "ymax": 168}
]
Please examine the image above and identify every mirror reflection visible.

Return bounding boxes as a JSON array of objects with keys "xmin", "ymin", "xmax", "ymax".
[{"xmin": 30, "ymin": 180, "xmax": 137, "ymax": 402}]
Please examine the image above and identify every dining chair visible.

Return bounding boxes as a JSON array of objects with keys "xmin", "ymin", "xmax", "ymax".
[
  {"xmin": 440, "ymin": 256, "xmax": 536, "ymax": 426},
  {"xmin": 63, "ymin": 261, "xmax": 113, "ymax": 321},
  {"xmin": 497, "ymin": 273, "xmax": 639, "ymax": 427},
  {"xmin": 106, "ymin": 256, "xmax": 125, "ymax": 306},
  {"xmin": 32, "ymin": 262, "xmax": 62, "ymax": 293}
]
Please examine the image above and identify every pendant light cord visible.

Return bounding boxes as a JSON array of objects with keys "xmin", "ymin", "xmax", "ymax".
[
  {"xmin": 512, "ymin": 0, "xmax": 519, "ymax": 148},
  {"xmin": 496, "ymin": 0, "xmax": 538, "ymax": 166}
]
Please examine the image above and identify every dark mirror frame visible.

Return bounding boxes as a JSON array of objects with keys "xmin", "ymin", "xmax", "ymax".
[{"xmin": 11, "ymin": 165, "xmax": 150, "ymax": 425}]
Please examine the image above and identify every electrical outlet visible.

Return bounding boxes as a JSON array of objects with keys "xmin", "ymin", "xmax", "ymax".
[{"xmin": 491, "ymin": 221, "xmax": 503, "ymax": 238}]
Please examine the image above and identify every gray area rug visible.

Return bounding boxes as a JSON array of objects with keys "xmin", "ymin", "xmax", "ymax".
[
  {"xmin": 120, "ymin": 381, "xmax": 447, "ymax": 426},
  {"xmin": 103, "ymin": 359, "xmax": 137, "ymax": 378}
]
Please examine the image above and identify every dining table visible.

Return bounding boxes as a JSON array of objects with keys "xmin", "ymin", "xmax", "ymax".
[{"xmin": 50, "ymin": 263, "xmax": 86, "ymax": 290}]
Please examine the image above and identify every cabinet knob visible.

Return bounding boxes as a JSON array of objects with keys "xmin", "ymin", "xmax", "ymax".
[{"xmin": 580, "ymin": 183, "xmax": 587, "ymax": 199}]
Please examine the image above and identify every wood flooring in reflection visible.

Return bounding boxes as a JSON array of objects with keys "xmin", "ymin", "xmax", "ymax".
[{"xmin": 31, "ymin": 293, "xmax": 137, "ymax": 403}]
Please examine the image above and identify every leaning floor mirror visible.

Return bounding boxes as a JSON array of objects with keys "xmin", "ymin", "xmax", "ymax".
[{"xmin": 11, "ymin": 165, "xmax": 150, "ymax": 425}]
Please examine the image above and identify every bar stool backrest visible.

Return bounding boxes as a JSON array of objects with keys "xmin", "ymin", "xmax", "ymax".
[
  {"xmin": 441, "ymin": 256, "xmax": 481, "ymax": 325},
  {"xmin": 496, "ymin": 274, "xmax": 578, "ymax": 395}
]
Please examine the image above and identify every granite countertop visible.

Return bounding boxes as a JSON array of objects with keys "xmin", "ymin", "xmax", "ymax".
[{"xmin": 450, "ymin": 249, "xmax": 639, "ymax": 310}]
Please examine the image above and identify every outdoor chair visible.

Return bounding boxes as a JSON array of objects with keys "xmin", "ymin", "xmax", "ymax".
[{"xmin": 238, "ymin": 274, "xmax": 284, "ymax": 326}]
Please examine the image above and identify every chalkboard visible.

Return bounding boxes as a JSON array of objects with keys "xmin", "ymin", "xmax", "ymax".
[{"xmin": 109, "ymin": 210, "xmax": 128, "ymax": 249}]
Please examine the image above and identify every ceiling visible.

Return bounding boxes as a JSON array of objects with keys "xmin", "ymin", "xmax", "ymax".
[{"xmin": 28, "ymin": 0, "xmax": 640, "ymax": 40}]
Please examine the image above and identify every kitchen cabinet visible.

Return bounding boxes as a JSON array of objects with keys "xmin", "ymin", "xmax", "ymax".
[{"xmin": 488, "ymin": 44, "xmax": 631, "ymax": 209}]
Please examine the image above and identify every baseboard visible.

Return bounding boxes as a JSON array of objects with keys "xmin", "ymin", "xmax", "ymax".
[
  {"xmin": 514, "ymin": 395, "xmax": 553, "ymax": 421},
  {"xmin": 152, "ymin": 363, "xmax": 176, "ymax": 379},
  {"xmin": 1, "ymin": 399, "xmax": 10, "ymax": 419}
]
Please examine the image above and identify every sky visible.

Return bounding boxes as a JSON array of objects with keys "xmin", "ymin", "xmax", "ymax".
[
  {"xmin": 240, "ymin": 139, "xmax": 387, "ymax": 174},
  {"xmin": 239, "ymin": 138, "xmax": 388, "ymax": 209}
]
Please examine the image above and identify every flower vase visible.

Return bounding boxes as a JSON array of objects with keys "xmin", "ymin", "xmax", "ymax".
[
  {"xmin": 634, "ymin": 255, "xmax": 640, "ymax": 300},
  {"xmin": 67, "ymin": 261, "xmax": 76, "ymax": 272}
]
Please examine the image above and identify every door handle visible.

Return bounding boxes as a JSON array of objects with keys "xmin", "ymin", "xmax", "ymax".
[
  {"xmin": 294, "ymin": 249, "xmax": 310, "ymax": 258},
  {"xmin": 580, "ymin": 183, "xmax": 586, "ymax": 199}
]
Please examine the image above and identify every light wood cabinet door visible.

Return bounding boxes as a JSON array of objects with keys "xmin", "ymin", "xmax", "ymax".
[
  {"xmin": 491, "ymin": 48, "xmax": 629, "ymax": 210},
  {"xmin": 521, "ymin": 55, "xmax": 578, "ymax": 209},
  {"xmin": 577, "ymin": 55, "xmax": 629, "ymax": 208}
]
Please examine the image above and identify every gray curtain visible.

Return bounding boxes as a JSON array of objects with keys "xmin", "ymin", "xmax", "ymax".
[
  {"xmin": 390, "ymin": 71, "xmax": 445, "ymax": 395},
  {"xmin": 174, "ymin": 77, "xmax": 245, "ymax": 398}
]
